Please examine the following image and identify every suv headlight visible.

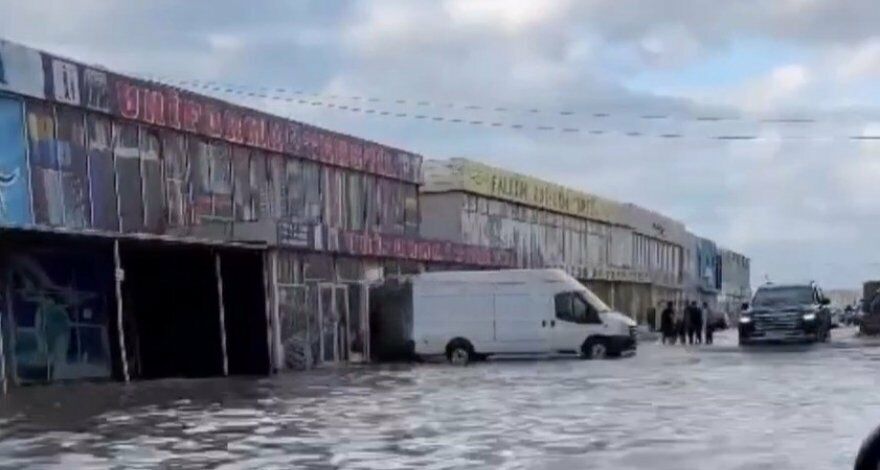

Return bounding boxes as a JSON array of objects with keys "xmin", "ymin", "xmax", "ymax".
[
  {"xmin": 739, "ymin": 316, "xmax": 752, "ymax": 324},
  {"xmin": 803, "ymin": 312, "xmax": 817, "ymax": 321}
]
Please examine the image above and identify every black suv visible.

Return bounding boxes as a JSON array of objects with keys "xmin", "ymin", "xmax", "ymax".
[{"xmin": 739, "ymin": 282, "xmax": 832, "ymax": 345}]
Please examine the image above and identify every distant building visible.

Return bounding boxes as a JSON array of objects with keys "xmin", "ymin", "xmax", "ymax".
[
  {"xmin": 421, "ymin": 158, "xmax": 691, "ymax": 323},
  {"xmin": 825, "ymin": 289, "xmax": 860, "ymax": 307},
  {"xmin": 718, "ymin": 248, "xmax": 751, "ymax": 315}
]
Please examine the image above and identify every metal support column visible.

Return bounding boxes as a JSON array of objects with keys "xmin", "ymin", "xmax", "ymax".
[
  {"xmin": 215, "ymin": 253, "xmax": 229, "ymax": 376},
  {"xmin": 113, "ymin": 240, "xmax": 130, "ymax": 382},
  {"xmin": 268, "ymin": 251, "xmax": 282, "ymax": 370}
]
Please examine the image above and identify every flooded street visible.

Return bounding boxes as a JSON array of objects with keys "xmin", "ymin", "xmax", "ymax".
[{"xmin": 2, "ymin": 328, "xmax": 880, "ymax": 469}]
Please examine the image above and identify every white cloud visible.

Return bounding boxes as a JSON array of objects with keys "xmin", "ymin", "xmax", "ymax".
[
  {"xmin": 442, "ymin": 0, "xmax": 574, "ymax": 33},
  {"xmin": 834, "ymin": 38, "xmax": 880, "ymax": 82}
]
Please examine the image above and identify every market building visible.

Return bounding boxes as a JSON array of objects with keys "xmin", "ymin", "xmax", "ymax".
[
  {"xmin": 718, "ymin": 248, "xmax": 751, "ymax": 316},
  {"xmin": 420, "ymin": 158, "xmax": 688, "ymax": 323},
  {"xmin": 0, "ymin": 40, "xmax": 513, "ymax": 387}
]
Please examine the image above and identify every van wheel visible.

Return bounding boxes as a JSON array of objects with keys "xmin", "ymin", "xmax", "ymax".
[
  {"xmin": 582, "ymin": 338, "xmax": 609, "ymax": 360},
  {"xmin": 446, "ymin": 339, "xmax": 474, "ymax": 366}
]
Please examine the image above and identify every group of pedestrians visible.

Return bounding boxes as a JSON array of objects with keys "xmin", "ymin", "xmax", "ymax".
[{"xmin": 659, "ymin": 300, "xmax": 715, "ymax": 345}]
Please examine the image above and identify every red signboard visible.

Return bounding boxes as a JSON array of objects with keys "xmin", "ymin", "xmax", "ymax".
[{"xmin": 35, "ymin": 52, "xmax": 422, "ymax": 184}]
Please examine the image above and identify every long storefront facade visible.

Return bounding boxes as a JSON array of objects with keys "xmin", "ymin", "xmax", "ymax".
[
  {"xmin": 0, "ymin": 40, "xmax": 512, "ymax": 386},
  {"xmin": 421, "ymin": 158, "xmax": 687, "ymax": 323}
]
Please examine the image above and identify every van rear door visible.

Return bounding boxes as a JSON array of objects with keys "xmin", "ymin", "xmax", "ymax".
[{"xmin": 493, "ymin": 294, "xmax": 545, "ymax": 353}]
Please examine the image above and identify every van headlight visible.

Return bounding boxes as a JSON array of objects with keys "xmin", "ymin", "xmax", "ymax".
[
  {"xmin": 739, "ymin": 316, "xmax": 752, "ymax": 324},
  {"xmin": 803, "ymin": 312, "xmax": 817, "ymax": 321}
]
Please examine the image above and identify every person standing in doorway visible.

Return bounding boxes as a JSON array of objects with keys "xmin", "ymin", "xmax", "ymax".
[
  {"xmin": 660, "ymin": 302, "xmax": 675, "ymax": 344},
  {"xmin": 647, "ymin": 305, "xmax": 657, "ymax": 332},
  {"xmin": 703, "ymin": 302, "xmax": 715, "ymax": 345}
]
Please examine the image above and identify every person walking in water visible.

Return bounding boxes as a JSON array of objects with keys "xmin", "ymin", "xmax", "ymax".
[
  {"xmin": 703, "ymin": 301, "xmax": 715, "ymax": 345},
  {"xmin": 660, "ymin": 301, "xmax": 675, "ymax": 344},
  {"xmin": 676, "ymin": 301, "xmax": 687, "ymax": 345}
]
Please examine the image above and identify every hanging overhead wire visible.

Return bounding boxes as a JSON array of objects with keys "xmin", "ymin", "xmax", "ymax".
[
  {"xmin": 138, "ymin": 73, "xmax": 838, "ymax": 125},
  {"xmin": 137, "ymin": 74, "xmax": 880, "ymax": 142}
]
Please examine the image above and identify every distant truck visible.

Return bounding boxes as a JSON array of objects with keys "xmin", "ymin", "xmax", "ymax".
[
  {"xmin": 739, "ymin": 282, "xmax": 832, "ymax": 345},
  {"xmin": 407, "ymin": 269, "xmax": 637, "ymax": 364}
]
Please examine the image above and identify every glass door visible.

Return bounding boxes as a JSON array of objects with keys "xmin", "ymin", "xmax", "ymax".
[
  {"xmin": 335, "ymin": 286, "xmax": 349, "ymax": 362},
  {"xmin": 317, "ymin": 283, "xmax": 337, "ymax": 364},
  {"xmin": 346, "ymin": 282, "xmax": 368, "ymax": 362}
]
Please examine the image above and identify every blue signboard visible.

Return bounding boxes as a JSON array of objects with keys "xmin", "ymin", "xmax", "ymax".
[{"xmin": 0, "ymin": 96, "xmax": 31, "ymax": 226}]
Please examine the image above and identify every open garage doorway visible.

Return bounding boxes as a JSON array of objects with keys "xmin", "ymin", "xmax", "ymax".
[{"xmin": 119, "ymin": 241, "xmax": 269, "ymax": 379}]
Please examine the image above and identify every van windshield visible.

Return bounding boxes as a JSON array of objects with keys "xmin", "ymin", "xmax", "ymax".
[{"xmin": 578, "ymin": 289, "xmax": 611, "ymax": 313}]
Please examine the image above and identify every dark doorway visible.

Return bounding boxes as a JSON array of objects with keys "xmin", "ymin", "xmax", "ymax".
[
  {"xmin": 120, "ymin": 242, "xmax": 222, "ymax": 379},
  {"xmin": 219, "ymin": 250, "xmax": 270, "ymax": 375}
]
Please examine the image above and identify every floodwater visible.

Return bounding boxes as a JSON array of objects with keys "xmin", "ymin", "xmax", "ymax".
[{"xmin": 2, "ymin": 328, "xmax": 880, "ymax": 469}]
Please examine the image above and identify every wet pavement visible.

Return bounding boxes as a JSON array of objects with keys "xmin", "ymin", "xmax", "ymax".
[{"xmin": 2, "ymin": 327, "xmax": 880, "ymax": 469}]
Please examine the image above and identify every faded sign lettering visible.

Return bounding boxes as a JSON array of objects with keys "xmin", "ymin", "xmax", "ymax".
[
  {"xmin": 105, "ymin": 77, "xmax": 421, "ymax": 183},
  {"xmin": 334, "ymin": 229, "xmax": 515, "ymax": 267},
  {"xmin": 83, "ymin": 69, "xmax": 109, "ymax": 112},
  {"xmin": 52, "ymin": 60, "xmax": 80, "ymax": 105}
]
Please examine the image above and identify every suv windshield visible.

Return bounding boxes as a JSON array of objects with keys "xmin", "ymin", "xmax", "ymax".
[{"xmin": 752, "ymin": 286, "xmax": 814, "ymax": 307}]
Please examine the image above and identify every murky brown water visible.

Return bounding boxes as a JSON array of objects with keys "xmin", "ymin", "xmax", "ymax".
[{"xmin": 1, "ymin": 328, "xmax": 880, "ymax": 469}]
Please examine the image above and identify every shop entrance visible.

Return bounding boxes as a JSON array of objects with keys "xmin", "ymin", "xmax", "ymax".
[
  {"xmin": 119, "ymin": 242, "xmax": 268, "ymax": 379},
  {"xmin": 316, "ymin": 282, "xmax": 367, "ymax": 364}
]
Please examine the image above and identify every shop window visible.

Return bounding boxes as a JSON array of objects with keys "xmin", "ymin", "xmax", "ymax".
[{"xmin": 5, "ymin": 244, "xmax": 113, "ymax": 384}]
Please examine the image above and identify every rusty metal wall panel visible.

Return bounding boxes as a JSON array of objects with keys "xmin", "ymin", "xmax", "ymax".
[
  {"xmin": 162, "ymin": 131, "xmax": 188, "ymax": 228},
  {"xmin": 27, "ymin": 100, "xmax": 62, "ymax": 226},
  {"xmin": 209, "ymin": 142, "xmax": 233, "ymax": 220},
  {"xmin": 56, "ymin": 107, "xmax": 90, "ymax": 229},
  {"xmin": 87, "ymin": 115, "xmax": 117, "ymax": 231},
  {"xmin": 140, "ymin": 128, "xmax": 164, "ymax": 232},
  {"xmin": 113, "ymin": 122, "xmax": 143, "ymax": 233},
  {"xmin": 232, "ymin": 146, "xmax": 252, "ymax": 222}
]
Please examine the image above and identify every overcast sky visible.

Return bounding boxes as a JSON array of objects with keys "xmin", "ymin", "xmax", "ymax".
[{"xmin": 3, "ymin": 0, "xmax": 880, "ymax": 289}]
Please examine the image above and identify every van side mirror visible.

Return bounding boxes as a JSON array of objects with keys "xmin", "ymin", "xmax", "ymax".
[
  {"xmin": 821, "ymin": 298, "xmax": 831, "ymax": 306},
  {"xmin": 741, "ymin": 302, "xmax": 749, "ymax": 311}
]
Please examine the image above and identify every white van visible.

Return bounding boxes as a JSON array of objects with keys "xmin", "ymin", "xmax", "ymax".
[{"xmin": 411, "ymin": 269, "xmax": 637, "ymax": 365}]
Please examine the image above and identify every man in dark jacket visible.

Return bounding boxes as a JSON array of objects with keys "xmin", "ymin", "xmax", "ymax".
[
  {"xmin": 660, "ymin": 302, "xmax": 675, "ymax": 344},
  {"xmin": 688, "ymin": 301, "xmax": 704, "ymax": 345}
]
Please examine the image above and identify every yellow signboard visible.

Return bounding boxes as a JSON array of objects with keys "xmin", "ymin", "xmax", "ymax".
[{"xmin": 451, "ymin": 159, "xmax": 619, "ymax": 224}]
